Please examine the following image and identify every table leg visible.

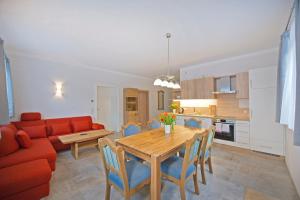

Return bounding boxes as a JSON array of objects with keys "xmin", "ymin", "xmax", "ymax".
[
  {"xmin": 151, "ymin": 154, "xmax": 161, "ymax": 200},
  {"xmin": 71, "ymin": 143, "xmax": 79, "ymax": 160}
]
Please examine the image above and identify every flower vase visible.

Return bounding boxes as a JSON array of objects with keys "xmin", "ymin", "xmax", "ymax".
[{"xmin": 164, "ymin": 125, "xmax": 171, "ymax": 135}]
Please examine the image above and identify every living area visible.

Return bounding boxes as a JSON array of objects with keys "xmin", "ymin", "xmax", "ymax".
[{"xmin": 1, "ymin": 1, "xmax": 300, "ymax": 200}]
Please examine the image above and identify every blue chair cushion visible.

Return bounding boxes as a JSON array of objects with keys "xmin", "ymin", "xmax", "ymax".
[
  {"xmin": 108, "ymin": 159, "xmax": 150, "ymax": 190},
  {"xmin": 124, "ymin": 125, "xmax": 141, "ymax": 137},
  {"xmin": 126, "ymin": 152, "xmax": 143, "ymax": 162},
  {"xmin": 161, "ymin": 156, "xmax": 196, "ymax": 180}
]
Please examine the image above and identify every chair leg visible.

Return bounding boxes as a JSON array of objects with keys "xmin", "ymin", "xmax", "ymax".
[
  {"xmin": 193, "ymin": 172, "xmax": 199, "ymax": 195},
  {"xmin": 179, "ymin": 182, "xmax": 186, "ymax": 200},
  {"xmin": 124, "ymin": 193, "xmax": 131, "ymax": 200},
  {"xmin": 208, "ymin": 157, "xmax": 213, "ymax": 174},
  {"xmin": 200, "ymin": 162, "xmax": 206, "ymax": 185},
  {"xmin": 105, "ymin": 182, "xmax": 111, "ymax": 200}
]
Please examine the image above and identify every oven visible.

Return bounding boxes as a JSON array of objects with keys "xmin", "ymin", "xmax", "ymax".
[{"xmin": 214, "ymin": 119, "xmax": 235, "ymax": 142}]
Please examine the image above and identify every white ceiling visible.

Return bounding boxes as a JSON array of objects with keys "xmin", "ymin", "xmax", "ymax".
[{"xmin": 0, "ymin": 0, "xmax": 292, "ymax": 78}]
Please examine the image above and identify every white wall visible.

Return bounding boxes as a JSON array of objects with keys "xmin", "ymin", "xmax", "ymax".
[
  {"xmin": 8, "ymin": 51, "xmax": 171, "ymax": 129},
  {"xmin": 285, "ymin": 128, "xmax": 300, "ymax": 196},
  {"xmin": 180, "ymin": 48, "xmax": 278, "ymax": 80}
]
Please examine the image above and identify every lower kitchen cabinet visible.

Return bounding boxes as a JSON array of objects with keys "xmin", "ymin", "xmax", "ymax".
[{"xmin": 235, "ymin": 120, "xmax": 250, "ymax": 149}]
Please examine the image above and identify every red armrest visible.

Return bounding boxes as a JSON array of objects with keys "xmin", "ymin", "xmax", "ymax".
[{"xmin": 92, "ymin": 123, "xmax": 105, "ymax": 130}]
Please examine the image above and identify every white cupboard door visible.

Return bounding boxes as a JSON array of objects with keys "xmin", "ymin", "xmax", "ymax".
[{"xmin": 249, "ymin": 67, "xmax": 284, "ymax": 155}]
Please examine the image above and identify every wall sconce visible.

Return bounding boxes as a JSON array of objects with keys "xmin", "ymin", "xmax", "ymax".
[{"xmin": 55, "ymin": 82, "xmax": 63, "ymax": 97}]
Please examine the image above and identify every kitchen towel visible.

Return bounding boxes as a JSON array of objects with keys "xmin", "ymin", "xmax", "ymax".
[
  {"xmin": 222, "ymin": 124, "xmax": 230, "ymax": 133},
  {"xmin": 215, "ymin": 123, "xmax": 222, "ymax": 132}
]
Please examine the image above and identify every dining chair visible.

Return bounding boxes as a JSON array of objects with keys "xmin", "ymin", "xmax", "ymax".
[
  {"xmin": 184, "ymin": 118, "xmax": 202, "ymax": 128},
  {"xmin": 161, "ymin": 133, "xmax": 203, "ymax": 200},
  {"xmin": 199, "ymin": 126, "xmax": 216, "ymax": 184},
  {"xmin": 121, "ymin": 122, "xmax": 142, "ymax": 137},
  {"xmin": 121, "ymin": 123, "xmax": 142, "ymax": 161},
  {"xmin": 178, "ymin": 118, "xmax": 202, "ymax": 156},
  {"xmin": 99, "ymin": 138, "xmax": 151, "ymax": 200},
  {"xmin": 147, "ymin": 119, "xmax": 161, "ymax": 129}
]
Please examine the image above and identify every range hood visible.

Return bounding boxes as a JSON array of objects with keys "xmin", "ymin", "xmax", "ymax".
[{"xmin": 212, "ymin": 76, "xmax": 236, "ymax": 94}]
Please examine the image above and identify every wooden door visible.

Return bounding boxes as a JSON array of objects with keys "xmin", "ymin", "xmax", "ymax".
[
  {"xmin": 138, "ymin": 90, "xmax": 149, "ymax": 126},
  {"xmin": 195, "ymin": 78, "xmax": 203, "ymax": 99},
  {"xmin": 236, "ymin": 72, "xmax": 249, "ymax": 99},
  {"xmin": 203, "ymin": 77, "xmax": 215, "ymax": 99},
  {"xmin": 123, "ymin": 88, "xmax": 139, "ymax": 124},
  {"xmin": 97, "ymin": 86, "xmax": 119, "ymax": 131},
  {"xmin": 180, "ymin": 80, "xmax": 189, "ymax": 99}
]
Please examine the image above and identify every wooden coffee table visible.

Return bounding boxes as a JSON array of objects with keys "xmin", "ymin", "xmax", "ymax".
[{"xmin": 58, "ymin": 129, "xmax": 112, "ymax": 160}]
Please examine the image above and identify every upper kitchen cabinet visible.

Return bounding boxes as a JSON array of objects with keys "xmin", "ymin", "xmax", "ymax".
[
  {"xmin": 172, "ymin": 89, "xmax": 181, "ymax": 100},
  {"xmin": 180, "ymin": 77, "xmax": 215, "ymax": 99},
  {"xmin": 236, "ymin": 72, "xmax": 249, "ymax": 99}
]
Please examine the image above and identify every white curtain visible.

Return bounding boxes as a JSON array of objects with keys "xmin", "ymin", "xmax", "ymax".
[{"xmin": 280, "ymin": 20, "xmax": 296, "ymax": 130}]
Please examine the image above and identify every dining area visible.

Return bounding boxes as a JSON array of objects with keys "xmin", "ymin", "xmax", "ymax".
[{"xmin": 98, "ymin": 114, "xmax": 215, "ymax": 200}]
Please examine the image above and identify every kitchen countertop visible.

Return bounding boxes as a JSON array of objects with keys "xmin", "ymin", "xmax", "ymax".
[{"xmin": 175, "ymin": 113, "xmax": 250, "ymax": 121}]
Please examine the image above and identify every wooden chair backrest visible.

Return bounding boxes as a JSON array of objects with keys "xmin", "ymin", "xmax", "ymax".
[
  {"xmin": 147, "ymin": 119, "xmax": 161, "ymax": 129},
  {"xmin": 98, "ymin": 138, "xmax": 130, "ymax": 192},
  {"xmin": 184, "ymin": 118, "xmax": 202, "ymax": 128},
  {"xmin": 121, "ymin": 122, "xmax": 142, "ymax": 137},
  {"xmin": 181, "ymin": 132, "xmax": 203, "ymax": 179}
]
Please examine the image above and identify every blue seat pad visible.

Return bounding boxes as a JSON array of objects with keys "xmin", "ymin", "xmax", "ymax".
[
  {"xmin": 161, "ymin": 156, "xmax": 196, "ymax": 180},
  {"xmin": 108, "ymin": 159, "xmax": 150, "ymax": 190}
]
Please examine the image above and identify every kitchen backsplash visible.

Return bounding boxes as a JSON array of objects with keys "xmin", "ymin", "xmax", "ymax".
[{"xmin": 181, "ymin": 94, "xmax": 249, "ymax": 118}]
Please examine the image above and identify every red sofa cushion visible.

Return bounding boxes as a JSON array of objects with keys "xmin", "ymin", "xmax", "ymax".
[
  {"xmin": 48, "ymin": 135, "xmax": 70, "ymax": 152},
  {"xmin": 20, "ymin": 112, "xmax": 42, "ymax": 121},
  {"xmin": 0, "ymin": 127, "xmax": 19, "ymax": 157},
  {"xmin": 50, "ymin": 123, "xmax": 71, "ymax": 136},
  {"xmin": 71, "ymin": 116, "xmax": 92, "ymax": 132},
  {"xmin": 92, "ymin": 123, "xmax": 105, "ymax": 130},
  {"xmin": 21, "ymin": 125, "xmax": 47, "ymax": 139},
  {"xmin": 0, "ymin": 159, "xmax": 51, "ymax": 199},
  {"xmin": 16, "ymin": 130, "xmax": 32, "ymax": 148},
  {"xmin": 72, "ymin": 120, "xmax": 90, "ymax": 132},
  {"xmin": 0, "ymin": 138, "xmax": 56, "ymax": 171},
  {"xmin": 12, "ymin": 120, "xmax": 46, "ymax": 130},
  {"xmin": 45, "ymin": 118, "xmax": 72, "ymax": 136}
]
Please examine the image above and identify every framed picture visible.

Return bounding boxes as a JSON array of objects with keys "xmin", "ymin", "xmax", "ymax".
[{"xmin": 158, "ymin": 90, "xmax": 164, "ymax": 110}]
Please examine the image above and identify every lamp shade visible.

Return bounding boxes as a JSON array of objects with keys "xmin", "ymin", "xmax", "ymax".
[
  {"xmin": 153, "ymin": 78, "xmax": 162, "ymax": 86},
  {"xmin": 167, "ymin": 81, "xmax": 174, "ymax": 88},
  {"xmin": 173, "ymin": 83, "xmax": 181, "ymax": 89},
  {"xmin": 161, "ymin": 80, "xmax": 168, "ymax": 87}
]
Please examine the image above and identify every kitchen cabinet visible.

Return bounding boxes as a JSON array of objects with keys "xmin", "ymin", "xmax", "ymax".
[
  {"xmin": 236, "ymin": 72, "xmax": 249, "ymax": 99},
  {"xmin": 180, "ymin": 77, "xmax": 215, "ymax": 99},
  {"xmin": 172, "ymin": 89, "xmax": 181, "ymax": 100},
  {"xmin": 235, "ymin": 120, "xmax": 250, "ymax": 148},
  {"xmin": 249, "ymin": 67, "xmax": 284, "ymax": 155}
]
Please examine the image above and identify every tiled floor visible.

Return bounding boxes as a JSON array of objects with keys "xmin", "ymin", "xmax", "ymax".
[{"xmin": 43, "ymin": 139, "xmax": 299, "ymax": 200}]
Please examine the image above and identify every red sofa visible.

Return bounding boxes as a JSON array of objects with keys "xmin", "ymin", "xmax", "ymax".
[{"xmin": 0, "ymin": 112, "xmax": 105, "ymax": 200}]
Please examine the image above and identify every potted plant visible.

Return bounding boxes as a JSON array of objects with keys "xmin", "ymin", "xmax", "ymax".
[
  {"xmin": 160, "ymin": 112, "xmax": 176, "ymax": 135},
  {"xmin": 170, "ymin": 102, "xmax": 179, "ymax": 114}
]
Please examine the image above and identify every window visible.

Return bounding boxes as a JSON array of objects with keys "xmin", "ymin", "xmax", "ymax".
[{"xmin": 4, "ymin": 54, "xmax": 14, "ymax": 118}]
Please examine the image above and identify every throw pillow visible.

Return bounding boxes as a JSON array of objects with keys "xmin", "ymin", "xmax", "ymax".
[{"xmin": 16, "ymin": 130, "xmax": 32, "ymax": 148}]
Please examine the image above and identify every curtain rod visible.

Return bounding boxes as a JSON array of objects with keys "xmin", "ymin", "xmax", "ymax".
[{"xmin": 285, "ymin": 0, "xmax": 296, "ymax": 31}]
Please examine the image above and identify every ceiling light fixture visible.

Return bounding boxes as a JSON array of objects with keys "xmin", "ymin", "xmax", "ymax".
[{"xmin": 153, "ymin": 33, "xmax": 180, "ymax": 89}]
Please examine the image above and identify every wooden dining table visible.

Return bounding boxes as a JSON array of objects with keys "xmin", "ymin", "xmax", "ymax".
[{"xmin": 116, "ymin": 125, "xmax": 208, "ymax": 200}]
